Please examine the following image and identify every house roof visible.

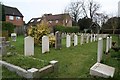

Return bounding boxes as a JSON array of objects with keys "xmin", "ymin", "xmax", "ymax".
[
  {"xmin": 44, "ymin": 13, "xmax": 70, "ymax": 21},
  {"xmin": 27, "ymin": 17, "xmax": 42, "ymax": 26},
  {"xmin": 27, "ymin": 13, "xmax": 71, "ymax": 26},
  {"xmin": 3, "ymin": 5, "xmax": 23, "ymax": 17}
]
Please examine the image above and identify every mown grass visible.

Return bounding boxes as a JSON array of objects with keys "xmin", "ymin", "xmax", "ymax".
[{"xmin": 1, "ymin": 34, "xmax": 120, "ymax": 79}]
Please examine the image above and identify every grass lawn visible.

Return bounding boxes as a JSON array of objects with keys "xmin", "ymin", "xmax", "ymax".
[{"xmin": 1, "ymin": 34, "xmax": 120, "ymax": 79}]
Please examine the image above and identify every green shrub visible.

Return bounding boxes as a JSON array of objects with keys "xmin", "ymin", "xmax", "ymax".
[
  {"xmin": 54, "ymin": 25, "xmax": 79, "ymax": 33},
  {"xmin": 2, "ymin": 21, "xmax": 15, "ymax": 36}
]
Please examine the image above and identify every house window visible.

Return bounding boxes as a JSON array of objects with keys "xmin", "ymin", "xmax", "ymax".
[
  {"xmin": 30, "ymin": 19, "xmax": 34, "ymax": 22},
  {"xmin": 56, "ymin": 20, "xmax": 58, "ymax": 23},
  {"xmin": 16, "ymin": 16, "xmax": 21, "ymax": 20},
  {"xmin": 49, "ymin": 21, "xmax": 52, "ymax": 23},
  {"xmin": 9, "ymin": 16, "xmax": 14, "ymax": 20},
  {"xmin": 37, "ymin": 19, "xmax": 41, "ymax": 22}
]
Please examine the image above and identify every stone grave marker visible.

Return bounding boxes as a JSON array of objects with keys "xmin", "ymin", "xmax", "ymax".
[
  {"xmin": 109, "ymin": 36, "xmax": 112, "ymax": 49},
  {"xmin": 90, "ymin": 62, "xmax": 115, "ymax": 78},
  {"xmin": 106, "ymin": 37, "xmax": 110, "ymax": 53},
  {"xmin": 11, "ymin": 33, "xmax": 17, "ymax": 41},
  {"xmin": 86, "ymin": 34, "xmax": 89, "ymax": 43},
  {"xmin": 74, "ymin": 34, "xmax": 78, "ymax": 46},
  {"xmin": 55, "ymin": 31, "xmax": 62, "ymax": 49},
  {"xmin": 93, "ymin": 34, "xmax": 96, "ymax": 41},
  {"xmin": 66, "ymin": 34, "xmax": 71, "ymax": 48},
  {"xmin": 42, "ymin": 36, "xmax": 49, "ymax": 53},
  {"xmin": 90, "ymin": 34, "xmax": 93, "ymax": 42},
  {"xmin": 81, "ymin": 34, "xmax": 84, "ymax": 45},
  {"xmin": 0, "ymin": 37, "xmax": 6, "ymax": 55},
  {"xmin": 97, "ymin": 37, "xmax": 103, "ymax": 63},
  {"xmin": 24, "ymin": 36, "xmax": 34, "ymax": 56}
]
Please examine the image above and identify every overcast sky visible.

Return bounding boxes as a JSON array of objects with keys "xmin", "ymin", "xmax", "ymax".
[{"xmin": 1, "ymin": 0, "xmax": 120, "ymax": 23}]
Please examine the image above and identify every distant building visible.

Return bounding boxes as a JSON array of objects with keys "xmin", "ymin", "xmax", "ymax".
[
  {"xmin": 89, "ymin": 22, "xmax": 100, "ymax": 34},
  {"xmin": 3, "ymin": 5, "xmax": 24, "ymax": 34},
  {"xmin": 27, "ymin": 13, "xmax": 72, "ymax": 32}
]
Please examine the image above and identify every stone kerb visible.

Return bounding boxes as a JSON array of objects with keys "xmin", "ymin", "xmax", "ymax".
[{"xmin": 0, "ymin": 60, "xmax": 58, "ymax": 78}]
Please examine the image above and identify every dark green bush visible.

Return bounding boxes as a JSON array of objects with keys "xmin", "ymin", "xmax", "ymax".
[
  {"xmin": 54, "ymin": 25, "xmax": 79, "ymax": 33},
  {"xmin": 2, "ymin": 21, "xmax": 15, "ymax": 35}
]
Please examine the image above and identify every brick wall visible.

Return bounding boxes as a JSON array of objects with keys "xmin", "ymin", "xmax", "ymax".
[{"xmin": 6, "ymin": 15, "xmax": 24, "ymax": 27}]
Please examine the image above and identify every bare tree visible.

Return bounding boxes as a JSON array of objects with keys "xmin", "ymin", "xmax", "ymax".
[
  {"xmin": 93, "ymin": 13, "xmax": 109, "ymax": 26},
  {"xmin": 81, "ymin": 0, "xmax": 100, "ymax": 20},
  {"xmin": 64, "ymin": 1, "xmax": 83, "ymax": 26}
]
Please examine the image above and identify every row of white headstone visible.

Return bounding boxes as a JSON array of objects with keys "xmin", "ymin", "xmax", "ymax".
[
  {"xmin": 66, "ymin": 34, "xmax": 99, "ymax": 48},
  {"xmin": 24, "ymin": 33, "xmax": 110, "ymax": 56},
  {"xmin": 97, "ymin": 36, "xmax": 112, "ymax": 62}
]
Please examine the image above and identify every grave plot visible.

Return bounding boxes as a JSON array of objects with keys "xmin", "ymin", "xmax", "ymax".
[{"xmin": 2, "ymin": 35, "xmax": 120, "ymax": 79}]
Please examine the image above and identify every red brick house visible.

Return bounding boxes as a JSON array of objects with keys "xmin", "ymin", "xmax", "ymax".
[
  {"xmin": 3, "ymin": 5, "xmax": 24, "ymax": 34},
  {"xmin": 43, "ymin": 13, "xmax": 72, "ymax": 27}
]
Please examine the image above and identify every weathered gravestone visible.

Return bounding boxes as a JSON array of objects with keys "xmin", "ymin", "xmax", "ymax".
[
  {"xmin": 55, "ymin": 31, "xmax": 62, "ymax": 49},
  {"xmin": 0, "ymin": 37, "xmax": 6, "ymax": 55},
  {"xmin": 97, "ymin": 37, "xmax": 103, "ymax": 63},
  {"xmin": 42, "ymin": 36, "xmax": 49, "ymax": 53},
  {"xmin": 11, "ymin": 33, "xmax": 17, "ymax": 41},
  {"xmin": 24, "ymin": 36, "xmax": 34, "ymax": 56},
  {"xmin": 66, "ymin": 34, "xmax": 71, "ymax": 48},
  {"xmin": 90, "ymin": 62, "xmax": 115, "ymax": 78},
  {"xmin": 74, "ymin": 34, "xmax": 78, "ymax": 46}
]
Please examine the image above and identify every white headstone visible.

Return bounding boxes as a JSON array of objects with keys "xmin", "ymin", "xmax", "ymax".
[
  {"xmin": 24, "ymin": 36, "xmax": 34, "ymax": 56},
  {"xmin": 109, "ymin": 36, "xmax": 112, "ymax": 49},
  {"xmin": 94, "ymin": 34, "xmax": 96, "ymax": 41},
  {"xmin": 90, "ymin": 34, "xmax": 93, "ymax": 42},
  {"xmin": 90, "ymin": 62, "xmax": 115, "ymax": 78},
  {"xmin": 97, "ymin": 37, "xmax": 103, "ymax": 62},
  {"xmin": 81, "ymin": 34, "xmax": 84, "ymax": 45},
  {"xmin": 66, "ymin": 35, "xmax": 71, "ymax": 48},
  {"xmin": 42, "ymin": 36, "xmax": 49, "ymax": 53},
  {"xmin": 74, "ymin": 34, "xmax": 78, "ymax": 46},
  {"xmin": 106, "ymin": 37, "xmax": 109, "ymax": 53},
  {"xmin": 11, "ymin": 33, "xmax": 17, "ymax": 41},
  {"xmin": 86, "ymin": 34, "xmax": 89, "ymax": 43}
]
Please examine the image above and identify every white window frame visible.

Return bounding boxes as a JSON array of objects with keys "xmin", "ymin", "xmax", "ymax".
[
  {"xmin": 9, "ymin": 16, "xmax": 14, "ymax": 20},
  {"xmin": 16, "ymin": 16, "xmax": 21, "ymax": 20},
  {"xmin": 37, "ymin": 19, "xmax": 41, "ymax": 22}
]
